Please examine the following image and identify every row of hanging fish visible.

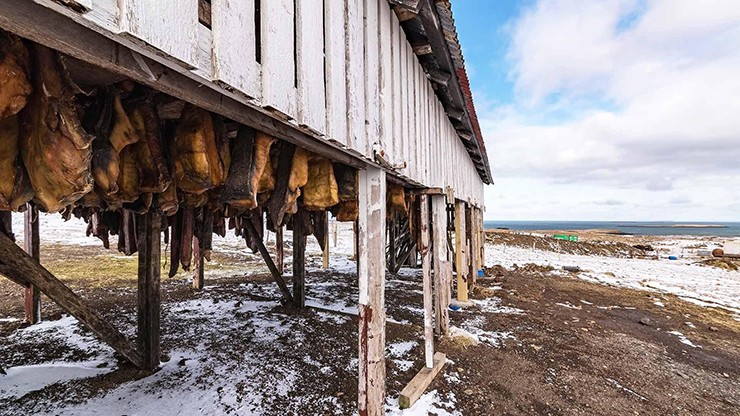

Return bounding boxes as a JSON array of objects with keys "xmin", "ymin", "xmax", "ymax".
[{"xmin": 0, "ymin": 32, "xmax": 359, "ymax": 228}]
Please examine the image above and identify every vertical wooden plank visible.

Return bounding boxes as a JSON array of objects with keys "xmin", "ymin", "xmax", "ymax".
[
  {"xmin": 357, "ymin": 166, "xmax": 387, "ymax": 416},
  {"xmin": 324, "ymin": 0, "xmax": 348, "ymax": 145},
  {"xmin": 293, "ymin": 209, "xmax": 308, "ymax": 308},
  {"xmin": 419, "ymin": 195, "xmax": 434, "ymax": 368},
  {"xmin": 412, "ymin": 63, "xmax": 420, "ymax": 182},
  {"xmin": 390, "ymin": 11, "xmax": 402, "ymax": 165},
  {"xmin": 346, "ymin": 0, "xmax": 366, "ymax": 152},
  {"xmin": 379, "ymin": 3, "xmax": 392, "ymax": 151},
  {"xmin": 466, "ymin": 204, "xmax": 476, "ymax": 290},
  {"xmin": 296, "ymin": 0, "xmax": 326, "ymax": 133},
  {"xmin": 261, "ymin": 0, "xmax": 297, "ymax": 119},
  {"xmin": 212, "ymin": 0, "xmax": 260, "ymax": 99},
  {"xmin": 398, "ymin": 29, "xmax": 408, "ymax": 171},
  {"xmin": 24, "ymin": 205, "xmax": 41, "ymax": 324},
  {"xmin": 136, "ymin": 210, "xmax": 162, "ymax": 370},
  {"xmin": 364, "ymin": 0, "xmax": 379, "ymax": 156},
  {"xmin": 404, "ymin": 43, "xmax": 413, "ymax": 178},
  {"xmin": 431, "ymin": 195, "xmax": 449, "ymax": 336},
  {"xmin": 454, "ymin": 200, "xmax": 468, "ymax": 302},
  {"xmin": 119, "ymin": 0, "xmax": 199, "ymax": 68}
]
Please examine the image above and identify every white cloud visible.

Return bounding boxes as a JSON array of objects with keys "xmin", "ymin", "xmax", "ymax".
[{"xmin": 482, "ymin": 0, "xmax": 740, "ymax": 220}]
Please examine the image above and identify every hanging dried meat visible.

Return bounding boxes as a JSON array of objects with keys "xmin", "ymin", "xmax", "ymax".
[
  {"xmin": 20, "ymin": 44, "xmax": 94, "ymax": 212},
  {"xmin": 388, "ymin": 184, "xmax": 407, "ymax": 215},
  {"xmin": 172, "ymin": 104, "xmax": 229, "ymax": 195},
  {"xmin": 220, "ymin": 126, "xmax": 275, "ymax": 212},
  {"xmin": 302, "ymin": 155, "xmax": 339, "ymax": 211},
  {"xmin": 331, "ymin": 164, "xmax": 358, "ymax": 222},
  {"xmin": 0, "ymin": 115, "xmax": 33, "ymax": 211},
  {"xmin": 0, "ymin": 31, "xmax": 32, "ymax": 119},
  {"xmin": 285, "ymin": 147, "xmax": 309, "ymax": 215},
  {"xmin": 128, "ymin": 101, "xmax": 170, "ymax": 193}
]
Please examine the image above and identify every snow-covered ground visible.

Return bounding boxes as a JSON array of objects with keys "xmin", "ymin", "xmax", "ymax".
[{"xmin": 485, "ymin": 242, "xmax": 740, "ymax": 315}]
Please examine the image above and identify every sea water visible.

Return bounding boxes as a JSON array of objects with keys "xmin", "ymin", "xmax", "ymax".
[{"xmin": 484, "ymin": 221, "xmax": 740, "ymax": 237}]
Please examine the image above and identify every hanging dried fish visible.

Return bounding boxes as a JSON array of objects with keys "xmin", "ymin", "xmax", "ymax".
[
  {"xmin": 0, "ymin": 115, "xmax": 34, "ymax": 211},
  {"xmin": 0, "ymin": 31, "xmax": 32, "ymax": 119},
  {"xmin": 20, "ymin": 44, "xmax": 93, "ymax": 212},
  {"xmin": 220, "ymin": 127, "xmax": 275, "ymax": 212},
  {"xmin": 302, "ymin": 155, "xmax": 339, "ymax": 211}
]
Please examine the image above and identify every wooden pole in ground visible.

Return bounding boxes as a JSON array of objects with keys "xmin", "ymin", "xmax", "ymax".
[
  {"xmin": 454, "ymin": 200, "xmax": 468, "ymax": 302},
  {"xmin": 466, "ymin": 204, "xmax": 477, "ymax": 291},
  {"xmin": 275, "ymin": 225, "xmax": 284, "ymax": 274},
  {"xmin": 192, "ymin": 235, "xmax": 204, "ymax": 289},
  {"xmin": 357, "ymin": 167, "xmax": 387, "ymax": 416},
  {"xmin": 388, "ymin": 214, "xmax": 396, "ymax": 272},
  {"xmin": 244, "ymin": 220, "xmax": 294, "ymax": 304},
  {"xmin": 419, "ymin": 195, "xmax": 434, "ymax": 368},
  {"xmin": 431, "ymin": 195, "xmax": 450, "ymax": 336},
  {"xmin": 136, "ymin": 211, "xmax": 162, "ymax": 370},
  {"xmin": 24, "ymin": 205, "xmax": 41, "ymax": 324},
  {"xmin": 292, "ymin": 209, "xmax": 308, "ymax": 308},
  {"xmin": 0, "ymin": 233, "xmax": 143, "ymax": 368},
  {"xmin": 322, "ymin": 211, "xmax": 330, "ymax": 269}
]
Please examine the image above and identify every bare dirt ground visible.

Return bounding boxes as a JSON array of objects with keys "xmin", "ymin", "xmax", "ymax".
[{"xmin": 0, "ymin": 239, "xmax": 739, "ymax": 415}]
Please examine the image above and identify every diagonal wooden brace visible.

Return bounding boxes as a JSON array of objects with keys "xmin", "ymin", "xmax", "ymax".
[{"xmin": 0, "ymin": 232, "xmax": 144, "ymax": 368}]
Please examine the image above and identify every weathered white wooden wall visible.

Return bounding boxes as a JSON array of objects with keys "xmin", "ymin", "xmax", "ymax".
[{"xmin": 48, "ymin": 0, "xmax": 485, "ymax": 206}]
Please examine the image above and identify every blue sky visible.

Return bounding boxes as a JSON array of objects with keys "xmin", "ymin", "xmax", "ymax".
[{"xmin": 450, "ymin": 0, "xmax": 740, "ymax": 222}]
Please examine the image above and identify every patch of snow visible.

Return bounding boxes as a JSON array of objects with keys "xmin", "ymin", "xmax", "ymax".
[
  {"xmin": 654, "ymin": 301, "xmax": 665, "ymax": 307},
  {"xmin": 668, "ymin": 331, "xmax": 701, "ymax": 348},
  {"xmin": 386, "ymin": 390, "xmax": 461, "ymax": 416},
  {"xmin": 0, "ymin": 360, "xmax": 113, "ymax": 400},
  {"xmin": 555, "ymin": 302, "xmax": 581, "ymax": 310},
  {"xmin": 471, "ymin": 297, "xmax": 523, "ymax": 314},
  {"xmin": 388, "ymin": 341, "xmax": 417, "ymax": 358}
]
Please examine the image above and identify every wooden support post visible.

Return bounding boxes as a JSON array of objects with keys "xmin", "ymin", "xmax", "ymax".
[
  {"xmin": 357, "ymin": 167, "xmax": 387, "ymax": 416},
  {"xmin": 136, "ymin": 211, "xmax": 162, "ymax": 370},
  {"xmin": 0, "ymin": 233, "xmax": 143, "ymax": 368},
  {"xmin": 388, "ymin": 215, "xmax": 396, "ymax": 273},
  {"xmin": 466, "ymin": 204, "xmax": 477, "ymax": 290},
  {"xmin": 24, "ymin": 205, "xmax": 41, "ymax": 324},
  {"xmin": 192, "ymin": 235, "xmax": 204, "ymax": 290},
  {"xmin": 454, "ymin": 200, "xmax": 468, "ymax": 302},
  {"xmin": 292, "ymin": 209, "xmax": 308, "ymax": 309},
  {"xmin": 431, "ymin": 195, "xmax": 450, "ymax": 336},
  {"xmin": 419, "ymin": 195, "xmax": 434, "ymax": 368},
  {"xmin": 275, "ymin": 226, "xmax": 284, "ymax": 274},
  {"xmin": 322, "ymin": 211, "xmax": 330, "ymax": 269},
  {"xmin": 244, "ymin": 220, "xmax": 294, "ymax": 304},
  {"xmin": 399, "ymin": 352, "xmax": 446, "ymax": 409}
]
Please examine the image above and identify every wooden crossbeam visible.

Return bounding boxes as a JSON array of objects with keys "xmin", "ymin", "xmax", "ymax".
[
  {"xmin": 0, "ymin": 232, "xmax": 143, "ymax": 368},
  {"xmin": 399, "ymin": 352, "xmax": 446, "ymax": 409},
  {"xmin": 243, "ymin": 219, "xmax": 294, "ymax": 304}
]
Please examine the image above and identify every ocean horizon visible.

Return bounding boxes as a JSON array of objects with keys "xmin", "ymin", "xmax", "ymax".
[{"xmin": 484, "ymin": 220, "xmax": 740, "ymax": 237}]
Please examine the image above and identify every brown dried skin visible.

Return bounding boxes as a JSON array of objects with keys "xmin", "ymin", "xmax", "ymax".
[
  {"xmin": 20, "ymin": 45, "xmax": 94, "ymax": 213},
  {"xmin": 302, "ymin": 156, "xmax": 339, "ymax": 211},
  {"xmin": 286, "ymin": 147, "xmax": 309, "ymax": 211},
  {"xmin": 331, "ymin": 164, "xmax": 358, "ymax": 221},
  {"xmin": 158, "ymin": 180, "xmax": 179, "ymax": 216},
  {"xmin": 334, "ymin": 200, "xmax": 358, "ymax": 222},
  {"xmin": 388, "ymin": 184, "xmax": 407, "ymax": 215},
  {"xmin": 220, "ymin": 127, "xmax": 275, "ymax": 212},
  {"xmin": 255, "ymin": 132, "xmax": 276, "ymax": 194},
  {"xmin": 172, "ymin": 104, "xmax": 228, "ymax": 194},
  {"xmin": 0, "ymin": 115, "xmax": 33, "ymax": 211},
  {"xmin": 116, "ymin": 144, "xmax": 140, "ymax": 203},
  {"xmin": 0, "ymin": 32, "xmax": 32, "ymax": 119},
  {"xmin": 128, "ymin": 102, "xmax": 170, "ymax": 193}
]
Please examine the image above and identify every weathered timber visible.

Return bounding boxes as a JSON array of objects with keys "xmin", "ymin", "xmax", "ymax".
[
  {"xmin": 454, "ymin": 200, "xmax": 468, "ymax": 302},
  {"xmin": 431, "ymin": 195, "xmax": 450, "ymax": 336},
  {"xmin": 192, "ymin": 235, "xmax": 204, "ymax": 289},
  {"xmin": 321, "ymin": 211, "xmax": 329, "ymax": 269},
  {"xmin": 180, "ymin": 208, "xmax": 194, "ymax": 271},
  {"xmin": 24, "ymin": 205, "xmax": 41, "ymax": 323},
  {"xmin": 398, "ymin": 352, "xmax": 446, "ymax": 409},
  {"xmin": 136, "ymin": 211, "xmax": 161, "ymax": 370},
  {"xmin": 275, "ymin": 225, "xmax": 284, "ymax": 274},
  {"xmin": 168, "ymin": 209, "xmax": 182, "ymax": 277},
  {"xmin": 292, "ymin": 209, "xmax": 308, "ymax": 309},
  {"xmin": 419, "ymin": 195, "xmax": 434, "ymax": 368},
  {"xmin": 357, "ymin": 167, "xmax": 387, "ymax": 416},
  {"xmin": 266, "ymin": 142, "xmax": 296, "ymax": 227},
  {"xmin": 0, "ymin": 232, "xmax": 143, "ymax": 368},
  {"xmin": 243, "ymin": 219, "xmax": 294, "ymax": 304}
]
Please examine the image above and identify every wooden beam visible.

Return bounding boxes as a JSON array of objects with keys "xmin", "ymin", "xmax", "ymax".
[
  {"xmin": 419, "ymin": 195, "xmax": 434, "ymax": 368},
  {"xmin": 431, "ymin": 195, "xmax": 450, "ymax": 336},
  {"xmin": 292, "ymin": 209, "xmax": 308, "ymax": 309},
  {"xmin": 192, "ymin": 235, "xmax": 204, "ymax": 290},
  {"xmin": 357, "ymin": 167, "xmax": 387, "ymax": 416},
  {"xmin": 136, "ymin": 211, "xmax": 162, "ymax": 371},
  {"xmin": 0, "ymin": 232, "xmax": 143, "ymax": 368},
  {"xmin": 243, "ymin": 220, "xmax": 294, "ymax": 305},
  {"xmin": 322, "ymin": 211, "xmax": 330, "ymax": 269},
  {"xmin": 275, "ymin": 226, "xmax": 284, "ymax": 274},
  {"xmin": 426, "ymin": 68, "xmax": 451, "ymax": 88},
  {"xmin": 399, "ymin": 352, "xmax": 446, "ymax": 409},
  {"xmin": 24, "ymin": 205, "xmax": 41, "ymax": 324},
  {"xmin": 454, "ymin": 201, "xmax": 468, "ymax": 302}
]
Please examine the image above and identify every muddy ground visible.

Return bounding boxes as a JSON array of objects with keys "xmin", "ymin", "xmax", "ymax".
[{"xmin": 0, "ymin": 243, "xmax": 738, "ymax": 415}]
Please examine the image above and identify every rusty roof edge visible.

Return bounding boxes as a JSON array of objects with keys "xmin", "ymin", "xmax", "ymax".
[{"xmin": 433, "ymin": 0, "xmax": 493, "ymax": 184}]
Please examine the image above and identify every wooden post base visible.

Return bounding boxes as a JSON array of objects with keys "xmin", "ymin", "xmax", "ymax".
[{"xmin": 398, "ymin": 352, "xmax": 446, "ymax": 409}]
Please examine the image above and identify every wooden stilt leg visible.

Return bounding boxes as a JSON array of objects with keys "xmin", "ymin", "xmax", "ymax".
[
  {"xmin": 454, "ymin": 200, "xmax": 468, "ymax": 302},
  {"xmin": 244, "ymin": 220, "xmax": 294, "ymax": 304},
  {"xmin": 275, "ymin": 226, "xmax": 284, "ymax": 274},
  {"xmin": 388, "ymin": 214, "xmax": 396, "ymax": 273},
  {"xmin": 322, "ymin": 211, "xmax": 330, "ymax": 269},
  {"xmin": 23, "ymin": 205, "xmax": 41, "ymax": 324},
  {"xmin": 466, "ymin": 204, "xmax": 476, "ymax": 291},
  {"xmin": 419, "ymin": 195, "xmax": 434, "ymax": 368},
  {"xmin": 292, "ymin": 209, "xmax": 307, "ymax": 309},
  {"xmin": 192, "ymin": 236, "xmax": 204, "ymax": 290},
  {"xmin": 357, "ymin": 167, "xmax": 387, "ymax": 416},
  {"xmin": 431, "ymin": 195, "xmax": 450, "ymax": 337},
  {"xmin": 136, "ymin": 211, "xmax": 162, "ymax": 370}
]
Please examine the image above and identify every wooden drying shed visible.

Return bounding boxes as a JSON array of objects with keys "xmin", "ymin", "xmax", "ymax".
[{"xmin": 0, "ymin": 0, "xmax": 491, "ymax": 413}]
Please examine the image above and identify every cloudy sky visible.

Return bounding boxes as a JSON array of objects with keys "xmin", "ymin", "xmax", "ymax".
[{"xmin": 452, "ymin": 0, "xmax": 740, "ymax": 222}]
